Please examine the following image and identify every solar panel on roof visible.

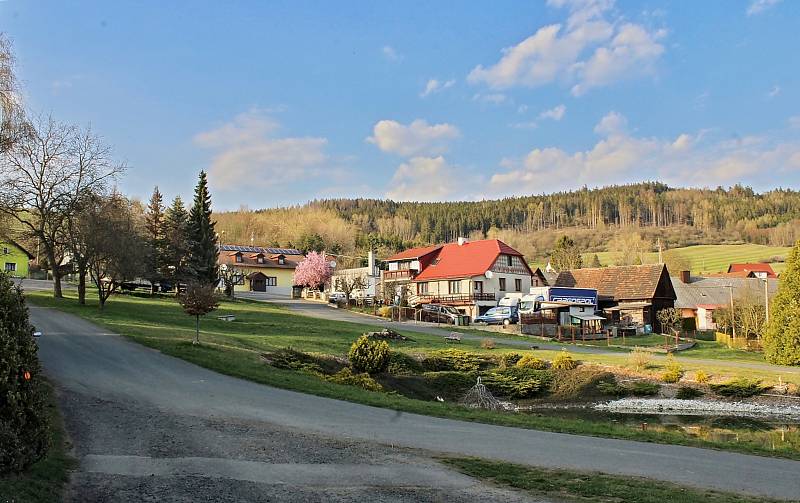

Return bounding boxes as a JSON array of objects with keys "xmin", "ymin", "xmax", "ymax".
[{"xmin": 220, "ymin": 244, "xmax": 303, "ymax": 255}]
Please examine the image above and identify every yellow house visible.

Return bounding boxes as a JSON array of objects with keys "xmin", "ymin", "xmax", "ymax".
[
  {"xmin": 1, "ymin": 240, "xmax": 33, "ymax": 278},
  {"xmin": 218, "ymin": 245, "xmax": 304, "ymax": 295}
]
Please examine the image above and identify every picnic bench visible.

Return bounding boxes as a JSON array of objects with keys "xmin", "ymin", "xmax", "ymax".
[
  {"xmin": 444, "ymin": 332, "xmax": 462, "ymax": 343},
  {"xmin": 217, "ymin": 315, "xmax": 236, "ymax": 322}
]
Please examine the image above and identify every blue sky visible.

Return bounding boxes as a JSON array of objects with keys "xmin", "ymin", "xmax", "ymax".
[{"xmin": 3, "ymin": 0, "xmax": 799, "ymax": 209}]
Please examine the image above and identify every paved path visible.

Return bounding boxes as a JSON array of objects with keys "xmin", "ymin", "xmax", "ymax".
[{"xmin": 30, "ymin": 306, "xmax": 800, "ymax": 500}]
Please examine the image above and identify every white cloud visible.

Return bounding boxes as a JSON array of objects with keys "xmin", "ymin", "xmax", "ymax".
[
  {"xmin": 386, "ymin": 156, "xmax": 460, "ymax": 201},
  {"xmin": 382, "ymin": 45, "xmax": 402, "ymax": 62},
  {"xmin": 517, "ymin": 104, "xmax": 529, "ymax": 114},
  {"xmin": 367, "ymin": 119, "xmax": 460, "ymax": 156},
  {"xmin": 747, "ymin": 0, "xmax": 782, "ymax": 15},
  {"xmin": 789, "ymin": 116, "xmax": 800, "ymax": 129},
  {"xmin": 509, "ymin": 121, "xmax": 539, "ymax": 129},
  {"xmin": 467, "ymin": 0, "xmax": 665, "ymax": 95},
  {"xmin": 420, "ymin": 78, "xmax": 455, "ymax": 97},
  {"xmin": 490, "ymin": 112, "xmax": 800, "ymax": 195},
  {"xmin": 538, "ymin": 104, "xmax": 567, "ymax": 121},
  {"xmin": 194, "ymin": 110, "xmax": 328, "ymax": 190},
  {"xmin": 767, "ymin": 85, "xmax": 781, "ymax": 99},
  {"xmin": 472, "ymin": 93, "xmax": 509, "ymax": 104},
  {"xmin": 593, "ymin": 111, "xmax": 627, "ymax": 135}
]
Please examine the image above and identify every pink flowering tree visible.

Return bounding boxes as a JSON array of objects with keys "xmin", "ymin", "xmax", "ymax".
[{"xmin": 293, "ymin": 251, "xmax": 332, "ymax": 290}]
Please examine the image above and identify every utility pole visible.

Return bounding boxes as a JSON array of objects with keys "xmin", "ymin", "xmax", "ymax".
[
  {"xmin": 764, "ymin": 278, "xmax": 770, "ymax": 325},
  {"xmin": 729, "ymin": 284, "xmax": 736, "ymax": 339}
]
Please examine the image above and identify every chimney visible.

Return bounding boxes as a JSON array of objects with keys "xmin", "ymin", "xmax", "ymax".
[
  {"xmin": 679, "ymin": 270, "xmax": 691, "ymax": 283},
  {"xmin": 368, "ymin": 250, "xmax": 376, "ymax": 276},
  {"xmin": 457, "ymin": 237, "xmax": 468, "ymax": 246}
]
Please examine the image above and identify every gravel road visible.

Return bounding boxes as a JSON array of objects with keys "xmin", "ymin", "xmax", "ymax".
[{"xmin": 28, "ymin": 305, "xmax": 800, "ymax": 501}]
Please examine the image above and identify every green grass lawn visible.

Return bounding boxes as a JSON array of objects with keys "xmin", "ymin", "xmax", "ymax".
[
  {"xmin": 25, "ymin": 290, "xmax": 800, "ymax": 460},
  {"xmin": 442, "ymin": 458, "xmax": 784, "ymax": 503},
  {"xmin": 579, "ymin": 244, "xmax": 790, "ymax": 274},
  {"xmin": 0, "ymin": 381, "xmax": 76, "ymax": 503}
]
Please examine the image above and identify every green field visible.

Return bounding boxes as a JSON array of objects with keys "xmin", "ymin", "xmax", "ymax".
[{"xmin": 580, "ymin": 244, "xmax": 790, "ymax": 274}]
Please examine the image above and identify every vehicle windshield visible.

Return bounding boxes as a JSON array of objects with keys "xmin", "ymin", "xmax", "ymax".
[
  {"xmin": 519, "ymin": 301, "xmax": 534, "ymax": 311},
  {"xmin": 487, "ymin": 307, "xmax": 510, "ymax": 315},
  {"xmin": 443, "ymin": 306, "xmax": 460, "ymax": 315}
]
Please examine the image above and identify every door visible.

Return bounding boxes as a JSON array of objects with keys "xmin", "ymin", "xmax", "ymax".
[{"xmin": 251, "ymin": 276, "xmax": 266, "ymax": 292}]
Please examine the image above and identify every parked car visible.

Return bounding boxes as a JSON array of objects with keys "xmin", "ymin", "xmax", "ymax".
[
  {"xmin": 474, "ymin": 306, "xmax": 519, "ymax": 326},
  {"xmin": 420, "ymin": 303, "xmax": 462, "ymax": 324}
]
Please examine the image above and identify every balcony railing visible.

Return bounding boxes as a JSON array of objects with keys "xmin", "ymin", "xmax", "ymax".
[
  {"xmin": 415, "ymin": 292, "xmax": 496, "ymax": 304},
  {"xmin": 382, "ymin": 270, "xmax": 413, "ymax": 280}
]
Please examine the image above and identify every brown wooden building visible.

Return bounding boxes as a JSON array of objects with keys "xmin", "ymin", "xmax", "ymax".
[{"xmin": 555, "ymin": 264, "xmax": 676, "ymax": 332}]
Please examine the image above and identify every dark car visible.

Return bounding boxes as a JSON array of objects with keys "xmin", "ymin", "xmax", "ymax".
[
  {"xmin": 420, "ymin": 304, "xmax": 461, "ymax": 324},
  {"xmin": 474, "ymin": 306, "xmax": 519, "ymax": 326}
]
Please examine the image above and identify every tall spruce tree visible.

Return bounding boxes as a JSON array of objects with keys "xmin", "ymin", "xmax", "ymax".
[
  {"xmin": 550, "ymin": 235, "xmax": 582, "ymax": 272},
  {"xmin": 163, "ymin": 196, "xmax": 190, "ymax": 285},
  {"xmin": 0, "ymin": 273, "xmax": 50, "ymax": 472},
  {"xmin": 144, "ymin": 187, "xmax": 165, "ymax": 293},
  {"xmin": 764, "ymin": 240, "xmax": 800, "ymax": 365},
  {"xmin": 187, "ymin": 171, "xmax": 218, "ymax": 285}
]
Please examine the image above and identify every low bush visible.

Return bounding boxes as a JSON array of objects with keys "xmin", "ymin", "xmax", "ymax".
[
  {"xmin": 693, "ymin": 370, "xmax": 710, "ymax": 384},
  {"xmin": 515, "ymin": 355, "xmax": 549, "ymax": 370},
  {"xmin": 675, "ymin": 386, "xmax": 703, "ymax": 400},
  {"xmin": 597, "ymin": 380, "xmax": 627, "ymax": 397},
  {"xmin": 551, "ymin": 350, "xmax": 578, "ymax": 370},
  {"xmin": 660, "ymin": 355, "xmax": 684, "ymax": 383},
  {"xmin": 422, "ymin": 349, "xmax": 485, "ymax": 372},
  {"xmin": 348, "ymin": 335, "xmax": 390, "ymax": 374},
  {"xmin": 481, "ymin": 338, "xmax": 496, "ymax": 350},
  {"xmin": 326, "ymin": 368, "xmax": 383, "ymax": 391},
  {"xmin": 377, "ymin": 306, "xmax": 392, "ymax": 318},
  {"xmin": 549, "ymin": 369, "xmax": 615, "ymax": 400},
  {"xmin": 422, "ymin": 371, "xmax": 477, "ymax": 399},
  {"xmin": 710, "ymin": 378, "xmax": 770, "ymax": 398},
  {"xmin": 481, "ymin": 372, "xmax": 544, "ymax": 399},
  {"xmin": 627, "ymin": 381, "xmax": 660, "ymax": 396},
  {"xmin": 386, "ymin": 352, "xmax": 423, "ymax": 376},
  {"xmin": 499, "ymin": 352, "xmax": 523, "ymax": 368},
  {"xmin": 628, "ymin": 347, "xmax": 652, "ymax": 372}
]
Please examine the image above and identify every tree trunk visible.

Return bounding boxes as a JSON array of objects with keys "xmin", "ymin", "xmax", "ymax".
[
  {"xmin": 194, "ymin": 315, "xmax": 200, "ymax": 344},
  {"xmin": 77, "ymin": 261, "xmax": 87, "ymax": 305},
  {"xmin": 47, "ymin": 247, "xmax": 63, "ymax": 298}
]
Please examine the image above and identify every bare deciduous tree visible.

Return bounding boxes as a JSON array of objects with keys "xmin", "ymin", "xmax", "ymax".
[
  {"xmin": 81, "ymin": 194, "xmax": 146, "ymax": 309},
  {"xmin": 0, "ymin": 116, "xmax": 122, "ymax": 297},
  {"xmin": 0, "ymin": 34, "xmax": 25, "ymax": 153},
  {"xmin": 334, "ymin": 272, "xmax": 367, "ymax": 305}
]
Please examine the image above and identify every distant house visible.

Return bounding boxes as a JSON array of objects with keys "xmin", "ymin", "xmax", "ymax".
[
  {"xmin": 726, "ymin": 263, "xmax": 777, "ymax": 279},
  {"xmin": 555, "ymin": 264, "xmax": 676, "ymax": 332},
  {"xmin": 382, "ymin": 238, "xmax": 534, "ymax": 318},
  {"xmin": 328, "ymin": 251, "xmax": 381, "ymax": 299},
  {"xmin": 672, "ymin": 271, "xmax": 778, "ymax": 330},
  {"xmin": 1, "ymin": 240, "xmax": 33, "ymax": 278},
  {"xmin": 217, "ymin": 244, "xmax": 304, "ymax": 295}
]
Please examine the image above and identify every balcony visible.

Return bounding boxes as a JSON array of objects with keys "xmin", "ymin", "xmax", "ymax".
[
  {"xmin": 383, "ymin": 270, "xmax": 413, "ymax": 281},
  {"xmin": 415, "ymin": 292, "xmax": 496, "ymax": 305}
]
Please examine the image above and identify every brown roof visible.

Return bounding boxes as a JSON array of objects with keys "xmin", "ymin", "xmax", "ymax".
[
  {"xmin": 218, "ymin": 251, "xmax": 302, "ymax": 270},
  {"xmin": 385, "ymin": 244, "xmax": 443, "ymax": 261},
  {"xmin": 555, "ymin": 264, "xmax": 674, "ymax": 301}
]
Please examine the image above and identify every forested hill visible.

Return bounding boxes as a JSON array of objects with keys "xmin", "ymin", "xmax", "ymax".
[{"xmin": 308, "ymin": 183, "xmax": 800, "ymax": 246}]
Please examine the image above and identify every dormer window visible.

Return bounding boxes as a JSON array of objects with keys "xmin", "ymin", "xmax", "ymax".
[
  {"xmin": 256, "ymin": 253, "xmax": 265, "ymax": 264},
  {"xmin": 235, "ymin": 253, "xmax": 243, "ymax": 263},
  {"xmin": 278, "ymin": 255, "xmax": 285, "ymax": 265}
]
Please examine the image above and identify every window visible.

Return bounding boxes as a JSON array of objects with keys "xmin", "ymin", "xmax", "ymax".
[
  {"xmin": 4, "ymin": 263, "xmax": 16, "ymax": 272},
  {"xmin": 499, "ymin": 278, "xmax": 506, "ymax": 291},
  {"xmin": 473, "ymin": 280, "xmax": 483, "ymax": 293},
  {"xmin": 515, "ymin": 278, "xmax": 522, "ymax": 292},
  {"xmin": 265, "ymin": 276, "xmax": 277, "ymax": 286},
  {"xmin": 418, "ymin": 282, "xmax": 429, "ymax": 294},
  {"xmin": 235, "ymin": 253, "xmax": 243, "ymax": 263},
  {"xmin": 448, "ymin": 280, "xmax": 461, "ymax": 294},
  {"xmin": 278, "ymin": 255, "xmax": 285, "ymax": 265},
  {"xmin": 2, "ymin": 247, "xmax": 8, "ymax": 255},
  {"xmin": 257, "ymin": 255, "xmax": 264, "ymax": 264},
  {"xmin": 506, "ymin": 255, "xmax": 513, "ymax": 266}
]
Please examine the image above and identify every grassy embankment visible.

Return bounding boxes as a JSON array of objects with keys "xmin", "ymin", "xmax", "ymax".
[
  {"xmin": 0, "ymin": 382, "xmax": 76, "ymax": 503},
  {"xmin": 442, "ymin": 457, "xmax": 786, "ymax": 503},
  {"xmin": 25, "ymin": 290, "xmax": 800, "ymax": 460},
  {"xmin": 578, "ymin": 243, "xmax": 791, "ymax": 274}
]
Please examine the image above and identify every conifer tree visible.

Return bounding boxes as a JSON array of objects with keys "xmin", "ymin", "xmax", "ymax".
[
  {"xmin": 144, "ymin": 187, "xmax": 165, "ymax": 293},
  {"xmin": 187, "ymin": 171, "xmax": 218, "ymax": 285},
  {"xmin": 550, "ymin": 235, "xmax": 582, "ymax": 272},
  {"xmin": 163, "ymin": 196, "xmax": 190, "ymax": 285},
  {"xmin": 0, "ymin": 273, "xmax": 50, "ymax": 472},
  {"xmin": 764, "ymin": 240, "xmax": 800, "ymax": 365}
]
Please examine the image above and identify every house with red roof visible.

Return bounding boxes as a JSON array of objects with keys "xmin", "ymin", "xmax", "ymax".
[
  {"xmin": 382, "ymin": 238, "xmax": 535, "ymax": 318},
  {"xmin": 726, "ymin": 263, "xmax": 777, "ymax": 279}
]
